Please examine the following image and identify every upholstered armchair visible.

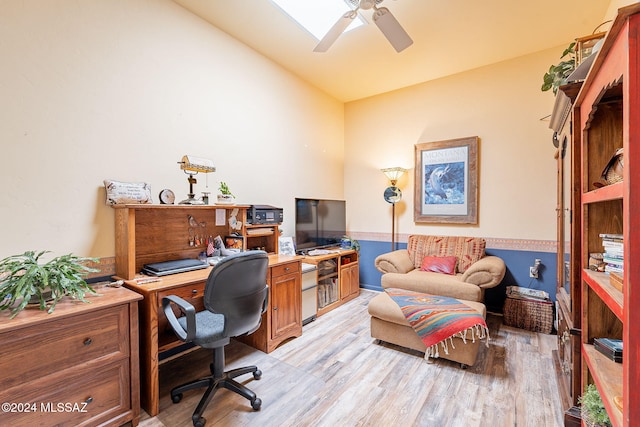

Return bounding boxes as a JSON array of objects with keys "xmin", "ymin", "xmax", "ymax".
[{"xmin": 374, "ymin": 235, "xmax": 506, "ymax": 302}]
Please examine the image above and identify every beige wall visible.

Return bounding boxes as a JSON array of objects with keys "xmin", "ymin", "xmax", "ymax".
[
  {"xmin": 0, "ymin": 0, "xmax": 344, "ymax": 259},
  {"xmin": 344, "ymin": 49, "xmax": 560, "ymax": 242},
  {"xmin": 606, "ymin": 0, "xmax": 640, "ymax": 20},
  {"xmin": 1, "ymin": 0, "xmax": 635, "ymax": 261},
  {"xmin": 344, "ymin": 0, "xmax": 639, "ymax": 244}
]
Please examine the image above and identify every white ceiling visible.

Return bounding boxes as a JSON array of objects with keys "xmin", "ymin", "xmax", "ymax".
[{"xmin": 172, "ymin": 0, "xmax": 611, "ymax": 102}]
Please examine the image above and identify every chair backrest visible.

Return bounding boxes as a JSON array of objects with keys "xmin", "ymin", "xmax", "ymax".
[
  {"xmin": 204, "ymin": 250, "xmax": 269, "ymax": 338},
  {"xmin": 407, "ymin": 235, "xmax": 486, "ymax": 273}
]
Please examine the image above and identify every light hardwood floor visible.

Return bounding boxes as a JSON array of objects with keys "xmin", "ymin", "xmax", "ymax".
[{"xmin": 140, "ymin": 290, "xmax": 563, "ymax": 427}]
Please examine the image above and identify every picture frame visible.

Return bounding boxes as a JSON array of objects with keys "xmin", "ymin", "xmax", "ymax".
[
  {"xmin": 414, "ymin": 136, "xmax": 478, "ymax": 224},
  {"xmin": 278, "ymin": 236, "xmax": 296, "ymax": 256}
]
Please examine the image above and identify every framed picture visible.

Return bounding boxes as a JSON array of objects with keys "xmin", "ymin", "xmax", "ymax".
[
  {"xmin": 414, "ymin": 136, "xmax": 478, "ymax": 224},
  {"xmin": 278, "ymin": 236, "xmax": 296, "ymax": 256}
]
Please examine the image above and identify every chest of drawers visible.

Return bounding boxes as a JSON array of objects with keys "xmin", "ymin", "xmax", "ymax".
[{"xmin": 0, "ymin": 286, "xmax": 141, "ymax": 427}]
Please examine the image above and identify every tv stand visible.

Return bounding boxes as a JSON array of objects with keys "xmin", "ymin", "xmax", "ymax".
[{"xmin": 301, "ymin": 248, "xmax": 359, "ymax": 316}]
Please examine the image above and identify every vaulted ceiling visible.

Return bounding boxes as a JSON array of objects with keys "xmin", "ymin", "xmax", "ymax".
[{"xmin": 173, "ymin": 0, "xmax": 611, "ymax": 102}]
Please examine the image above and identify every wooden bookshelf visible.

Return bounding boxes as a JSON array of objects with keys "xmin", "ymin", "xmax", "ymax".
[{"xmin": 574, "ymin": 5, "xmax": 640, "ymax": 426}]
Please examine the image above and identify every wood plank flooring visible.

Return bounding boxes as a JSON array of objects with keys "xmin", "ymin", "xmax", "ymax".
[{"xmin": 139, "ymin": 290, "xmax": 563, "ymax": 427}]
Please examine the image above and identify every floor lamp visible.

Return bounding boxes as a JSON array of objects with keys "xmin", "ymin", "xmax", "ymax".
[{"xmin": 381, "ymin": 167, "xmax": 407, "ymax": 251}]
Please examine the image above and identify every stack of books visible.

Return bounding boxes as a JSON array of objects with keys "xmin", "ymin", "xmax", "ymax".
[
  {"xmin": 594, "ymin": 337, "xmax": 623, "ymax": 363},
  {"xmin": 600, "ymin": 233, "xmax": 624, "ymax": 275}
]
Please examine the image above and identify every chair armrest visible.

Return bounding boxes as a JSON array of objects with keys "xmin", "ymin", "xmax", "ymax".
[
  {"xmin": 460, "ymin": 256, "xmax": 506, "ymax": 289},
  {"xmin": 375, "ymin": 250, "xmax": 414, "ymax": 274},
  {"xmin": 162, "ymin": 295, "xmax": 196, "ymax": 342}
]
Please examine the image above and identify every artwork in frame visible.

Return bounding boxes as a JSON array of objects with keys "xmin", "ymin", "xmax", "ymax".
[
  {"xmin": 414, "ymin": 136, "xmax": 478, "ymax": 224},
  {"xmin": 278, "ymin": 236, "xmax": 296, "ymax": 256}
]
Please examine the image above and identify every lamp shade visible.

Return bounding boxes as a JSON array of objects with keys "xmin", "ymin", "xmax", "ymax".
[
  {"xmin": 381, "ymin": 167, "xmax": 407, "ymax": 185},
  {"xmin": 179, "ymin": 155, "xmax": 216, "ymax": 173}
]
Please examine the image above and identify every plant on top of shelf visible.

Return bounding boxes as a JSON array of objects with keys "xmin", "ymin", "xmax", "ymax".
[
  {"xmin": 340, "ymin": 235, "xmax": 361, "ymax": 252},
  {"xmin": 579, "ymin": 383, "xmax": 612, "ymax": 427},
  {"xmin": 542, "ymin": 42, "xmax": 576, "ymax": 95},
  {"xmin": 0, "ymin": 250, "xmax": 100, "ymax": 318},
  {"xmin": 217, "ymin": 181, "xmax": 235, "ymax": 205}
]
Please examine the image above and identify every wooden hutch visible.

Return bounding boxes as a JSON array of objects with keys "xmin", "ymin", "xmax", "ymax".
[
  {"xmin": 111, "ymin": 203, "xmax": 301, "ymax": 416},
  {"xmin": 559, "ymin": 4, "xmax": 640, "ymax": 426}
]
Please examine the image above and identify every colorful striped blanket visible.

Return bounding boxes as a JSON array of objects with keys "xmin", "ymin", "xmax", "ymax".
[{"xmin": 386, "ymin": 288, "xmax": 489, "ymax": 359}]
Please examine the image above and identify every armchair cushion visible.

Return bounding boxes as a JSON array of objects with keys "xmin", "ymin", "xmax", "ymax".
[
  {"xmin": 381, "ymin": 271, "xmax": 483, "ymax": 301},
  {"xmin": 420, "ymin": 255, "xmax": 457, "ymax": 275}
]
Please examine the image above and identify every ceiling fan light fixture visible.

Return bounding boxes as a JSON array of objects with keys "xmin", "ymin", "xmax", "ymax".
[
  {"xmin": 359, "ymin": 0, "xmax": 377, "ymax": 10},
  {"xmin": 373, "ymin": 7, "xmax": 413, "ymax": 52}
]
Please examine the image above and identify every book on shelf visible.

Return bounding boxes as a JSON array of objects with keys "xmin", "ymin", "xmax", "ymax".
[
  {"xmin": 599, "ymin": 233, "xmax": 623, "ymax": 241},
  {"xmin": 603, "ymin": 257, "xmax": 623, "ymax": 266},
  {"xmin": 600, "ymin": 233, "xmax": 624, "ymax": 275},
  {"xmin": 594, "ymin": 337, "xmax": 623, "ymax": 363},
  {"xmin": 604, "ymin": 264, "xmax": 624, "ymax": 274}
]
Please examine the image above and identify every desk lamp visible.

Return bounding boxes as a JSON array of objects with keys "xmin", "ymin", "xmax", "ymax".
[
  {"xmin": 178, "ymin": 155, "xmax": 215, "ymax": 205},
  {"xmin": 381, "ymin": 167, "xmax": 407, "ymax": 251}
]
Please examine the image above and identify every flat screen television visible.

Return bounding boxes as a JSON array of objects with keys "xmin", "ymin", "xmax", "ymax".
[{"xmin": 295, "ymin": 198, "xmax": 346, "ymax": 254}]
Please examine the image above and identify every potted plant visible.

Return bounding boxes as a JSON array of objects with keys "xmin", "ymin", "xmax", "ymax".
[
  {"xmin": 0, "ymin": 250, "xmax": 99, "ymax": 319},
  {"xmin": 340, "ymin": 235, "xmax": 360, "ymax": 252},
  {"xmin": 579, "ymin": 383, "xmax": 612, "ymax": 427},
  {"xmin": 542, "ymin": 42, "xmax": 576, "ymax": 95},
  {"xmin": 217, "ymin": 181, "xmax": 235, "ymax": 205}
]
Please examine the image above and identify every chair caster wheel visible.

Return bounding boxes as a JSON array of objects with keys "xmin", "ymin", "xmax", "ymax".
[
  {"xmin": 251, "ymin": 397, "xmax": 262, "ymax": 410},
  {"xmin": 253, "ymin": 369, "xmax": 262, "ymax": 380},
  {"xmin": 193, "ymin": 416, "xmax": 206, "ymax": 427},
  {"xmin": 171, "ymin": 393, "xmax": 183, "ymax": 403}
]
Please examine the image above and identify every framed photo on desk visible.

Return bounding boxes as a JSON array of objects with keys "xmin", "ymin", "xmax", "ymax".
[{"xmin": 278, "ymin": 236, "xmax": 295, "ymax": 256}]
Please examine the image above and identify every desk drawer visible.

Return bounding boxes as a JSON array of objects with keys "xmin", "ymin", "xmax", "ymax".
[
  {"xmin": 157, "ymin": 281, "xmax": 206, "ymax": 302},
  {"xmin": 0, "ymin": 305, "xmax": 129, "ymax": 391},
  {"xmin": 0, "ymin": 359, "xmax": 130, "ymax": 427},
  {"xmin": 157, "ymin": 282, "xmax": 206, "ymax": 341},
  {"xmin": 271, "ymin": 261, "xmax": 299, "ymax": 279}
]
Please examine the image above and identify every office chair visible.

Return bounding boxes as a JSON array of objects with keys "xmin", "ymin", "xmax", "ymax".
[{"xmin": 162, "ymin": 250, "xmax": 269, "ymax": 427}]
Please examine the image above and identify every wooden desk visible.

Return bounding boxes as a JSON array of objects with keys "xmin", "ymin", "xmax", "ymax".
[
  {"xmin": 0, "ymin": 286, "xmax": 142, "ymax": 427},
  {"xmin": 122, "ymin": 254, "xmax": 302, "ymax": 416}
]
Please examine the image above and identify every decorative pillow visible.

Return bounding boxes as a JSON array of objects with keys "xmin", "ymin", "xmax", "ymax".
[
  {"xmin": 420, "ymin": 255, "xmax": 457, "ymax": 275},
  {"xmin": 104, "ymin": 179, "xmax": 152, "ymax": 205}
]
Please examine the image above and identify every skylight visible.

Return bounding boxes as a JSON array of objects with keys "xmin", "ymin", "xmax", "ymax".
[{"xmin": 270, "ymin": 0, "xmax": 365, "ymax": 41}]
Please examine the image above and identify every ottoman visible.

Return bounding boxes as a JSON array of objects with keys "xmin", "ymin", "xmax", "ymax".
[{"xmin": 368, "ymin": 292, "xmax": 487, "ymax": 367}]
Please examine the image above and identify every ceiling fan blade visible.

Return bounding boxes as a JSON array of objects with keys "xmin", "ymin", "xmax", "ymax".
[
  {"xmin": 313, "ymin": 11, "xmax": 357, "ymax": 53},
  {"xmin": 372, "ymin": 7, "xmax": 413, "ymax": 52}
]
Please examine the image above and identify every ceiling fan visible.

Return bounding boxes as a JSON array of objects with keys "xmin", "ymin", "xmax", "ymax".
[{"xmin": 314, "ymin": 0, "xmax": 413, "ymax": 53}]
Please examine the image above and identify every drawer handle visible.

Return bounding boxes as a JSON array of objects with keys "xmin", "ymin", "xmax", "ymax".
[
  {"xmin": 273, "ymin": 307, "xmax": 278, "ymax": 311},
  {"xmin": 192, "ymin": 289, "xmax": 198, "ymax": 295},
  {"xmin": 83, "ymin": 338, "xmax": 93, "ymax": 346},
  {"xmin": 284, "ymin": 267, "xmax": 290, "ymax": 271}
]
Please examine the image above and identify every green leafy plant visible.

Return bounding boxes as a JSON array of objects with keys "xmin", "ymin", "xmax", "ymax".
[
  {"xmin": 542, "ymin": 42, "xmax": 576, "ymax": 95},
  {"xmin": 0, "ymin": 250, "xmax": 99, "ymax": 318},
  {"xmin": 218, "ymin": 182, "xmax": 234, "ymax": 197},
  {"xmin": 579, "ymin": 383, "xmax": 612, "ymax": 427},
  {"xmin": 341, "ymin": 235, "xmax": 361, "ymax": 252}
]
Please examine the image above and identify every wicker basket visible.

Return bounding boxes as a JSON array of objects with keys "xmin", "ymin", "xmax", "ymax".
[{"xmin": 503, "ymin": 296, "xmax": 554, "ymax": 334}]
